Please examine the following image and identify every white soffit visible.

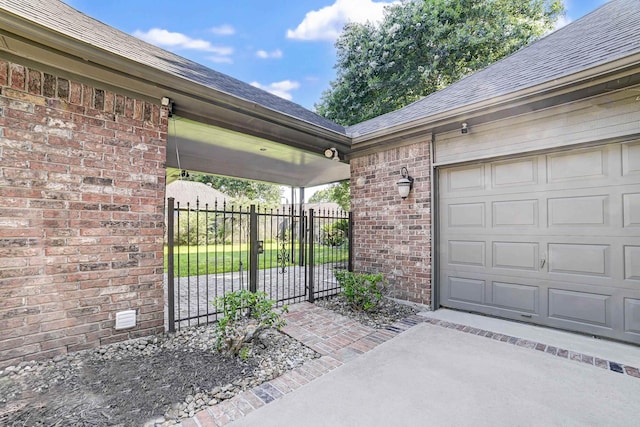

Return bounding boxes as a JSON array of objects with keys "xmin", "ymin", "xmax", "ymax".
[{"xmin": 166, "ymin": 116, "xmax": 350, "ymax": 187}]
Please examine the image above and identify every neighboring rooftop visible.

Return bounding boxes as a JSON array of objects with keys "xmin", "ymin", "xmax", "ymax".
[
  {"xmin": 347, "ymin": 0, "xmax": 640, "ymax": 137},
  {"xmin": 166, "ymin": 181, "xmax": 231, "ymax": 208}
]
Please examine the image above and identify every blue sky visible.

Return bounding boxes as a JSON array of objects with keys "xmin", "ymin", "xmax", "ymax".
[{"xmin": 64, "ymin": 0, "xmax": 611, "ymax": 111}]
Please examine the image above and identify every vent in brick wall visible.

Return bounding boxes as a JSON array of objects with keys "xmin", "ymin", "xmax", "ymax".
[{"xmin": 115, "ymin": 310, "xmax": 136, "ymax": 330}]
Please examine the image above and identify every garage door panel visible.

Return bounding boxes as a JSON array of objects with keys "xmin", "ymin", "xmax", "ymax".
[
  {"xmin": 491, "ymin": 158, "xmax": 538, "ymax": 187},
  {"xmin": 448, "ymin": 276, "xmax": 485, "ymax": 304},
  {"xmin": 547, "ymin": 148, "xmax": 607, "ymax": 182},
  {"xmin": 490, "ymin": 281, "xmax": 538, "ymax": 313},
  {"xmin": 622, "ymin": 141, "xmax": 640, "ymax": 176},
  {"xmin": 624, "ymin": 298, "xmax": 640, "ymax": 334},
  {"xmin": 448, "ymin": 241, "xmax": 485, "ymax": 267},
  {"xmin": 447, "ymin": 164, "xmax": 484, "ymax": 192},
  {"xmin": 548, "ymin": 195, "xmax": 608, "ymax": 226},
  {"xmin": 448, "ymin": 202, "xmax": 485, "ymax": 227},
  {"xmin": 492, "ymin": 199, "xmax": 538, "ymax": 227},
  {"xmin": 493, "ymin": 242, "xmax": 539, "ymax": 271},
  {"xmin": 623, "ymin": 193, "xmax": 640, "ymax": 226},
  {"xmin": 624, "ymin": 246, "xmax": 640, "ymax": 280},
  {"xmin": 548, "ymin": 244, "xmax": 609, "ymax": 277},
  {"xmin": 548, "ymin": 288, "xmax": 610, "ymax": 327}
]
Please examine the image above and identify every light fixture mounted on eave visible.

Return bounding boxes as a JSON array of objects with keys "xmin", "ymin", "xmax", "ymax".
[
  {"xmin": 324, "ymin": 147, "xmax": 340, "ymax": 162},
  {"xmin": 161, "ymin": 96, "xmax": 174, "ymax": 117}
]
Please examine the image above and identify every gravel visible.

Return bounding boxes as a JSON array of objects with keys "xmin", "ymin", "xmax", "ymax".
[
  {"xmin": 0, "ymin": 326, "xmax": 318, "ymax": 427},
  {"xmin": 316, "ymin": 295, "xmax": 420, "ymax": 329}
]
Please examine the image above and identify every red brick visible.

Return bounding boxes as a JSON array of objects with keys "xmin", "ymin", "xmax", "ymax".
[
  {"xmin": 0, "ymin": 59, "xmax": 166, "ymax": 368},
  {"xmin": 0, "ymin": 59, "xmax": 8, "ymax": 85},
  {"xmin": 9, "ymin": 63, "xmax": 26, "ymax": 90},
  {"xmin": 27, "ymin": 69, "xmax": 42, "ymax": 95}
]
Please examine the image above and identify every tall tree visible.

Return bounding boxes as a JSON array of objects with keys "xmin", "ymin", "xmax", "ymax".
[
  {"xmin": 309, "ymin": 181, "xmax": 351, "ymax": 211},
  {"xmin": 316, "ymin": 0, "xmax": 565, "ymax": 126}
]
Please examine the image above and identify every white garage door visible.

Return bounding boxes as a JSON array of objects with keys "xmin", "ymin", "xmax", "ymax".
[{"xmin": 438, "ymin": 141, "xmax": 640, "ymax": 344}]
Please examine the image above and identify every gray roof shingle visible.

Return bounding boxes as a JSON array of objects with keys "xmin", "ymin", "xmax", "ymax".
[
  {"xmin": 166, "ymin": 181, "xmax": 230, "ymax": 208},
  {"xmin": 347, "ymin": 0, "xmax": 640, "ymax": 137},
  {"xmin": 0, "ymin": 0, "xmax": 346, "ymax": 134}
]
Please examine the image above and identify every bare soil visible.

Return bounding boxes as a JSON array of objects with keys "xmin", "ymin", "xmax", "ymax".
[{"xmin": 1, "ymin": 348, "xmax": 254, "ymax": 426}]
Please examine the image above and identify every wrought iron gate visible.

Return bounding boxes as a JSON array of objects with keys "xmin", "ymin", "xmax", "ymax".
[{"xmin": 165, "ymin": 198, "xmax": 352, "ymax": 331}]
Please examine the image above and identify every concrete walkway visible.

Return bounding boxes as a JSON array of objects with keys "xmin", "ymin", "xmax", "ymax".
[{"xmin": 182, "ymin": 304, "xmax": 640, "ymax": 427}]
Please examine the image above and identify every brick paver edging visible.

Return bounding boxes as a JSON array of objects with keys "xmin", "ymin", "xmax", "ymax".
[
  {"xmin": 423, "ymin": 317, "xmax": 640, "ymax": 380},
  {"xmin": 181, "ymin": 304, "xmax": 425, "ymax": 427},
  {"xmin": 181, "ymin": 305, "xmax": 640, "ymax": 427}
]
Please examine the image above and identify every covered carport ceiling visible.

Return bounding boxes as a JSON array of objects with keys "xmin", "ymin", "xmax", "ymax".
[{"xmin": 166, "ymin": 116, "xmax": 350, "ymax": 187}]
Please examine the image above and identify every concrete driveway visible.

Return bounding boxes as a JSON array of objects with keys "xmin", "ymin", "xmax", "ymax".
[{"xmin": 228, "ymin": 313, "xmax": 640, "ymax": 427}]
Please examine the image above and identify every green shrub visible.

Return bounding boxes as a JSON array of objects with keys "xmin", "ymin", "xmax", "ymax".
[
  {"xmin": 211, "ymin": 290, "xmax": 287, "ymax": 356},
  {"xmin": 320, "ymin": 219, "xmax": 348, "ymax": 246},
  {"xmin": 334, "ymin": 270, "xmax": 386, "ymax": 312}
]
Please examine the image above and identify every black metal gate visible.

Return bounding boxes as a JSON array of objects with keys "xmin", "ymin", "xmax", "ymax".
[{"xmin": 165, "ymin": 198, "xmax": 352, "ymax": 331}]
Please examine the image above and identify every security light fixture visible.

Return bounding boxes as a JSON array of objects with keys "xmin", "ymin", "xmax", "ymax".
[
  {"xmin": 397, "ymin": 167, "xmax": 414, "ymax": 199},
  {"xmin": 161, "ymin": 96, "xmax": 174, "ymax": 117},
  {"xmin": 461, "ymin": 122, "xmax": 468, "ymax": 134},
  {"xmin": 324, "ymin": 147, "xmax": 340, "ymax": 162}
]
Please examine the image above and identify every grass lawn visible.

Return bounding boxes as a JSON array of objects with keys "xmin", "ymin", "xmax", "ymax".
[{"xmin": 164, "ymin": 242, "xmax": 348, "ymax": 276}]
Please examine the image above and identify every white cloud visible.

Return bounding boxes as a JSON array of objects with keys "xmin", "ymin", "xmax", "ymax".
[
  {"xmin": 287, "ymin": 0, "xmax": 397, "ymax": 42},
  {"xmin": 256, "ymin": 49, "xmax": 283, "ymax": 59},
  {"xmin": 553, "ymin": 15, "xmax": 572, "ymax": 31},
  {"xmin": 250, "ymin": 80, "xmax": 300, "ymax": 101},
  {"xmin": 207, "ymin": 56, "xmax": 234, "ymax": 64},
  {"xmin": 210, "ymin": 24, "xmax": 236, "ymax": 36},
  {"xmin": 133, "ymin": 28, "xmax": 233, "ymax": 55}
]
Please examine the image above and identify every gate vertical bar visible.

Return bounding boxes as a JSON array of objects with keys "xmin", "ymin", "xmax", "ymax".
[
  {"xmin": 348, "ymin": 211, "xmax": 354, "ymax": 272},
  {"xmin": 307, "ymin": 208, "xmax": 315, "ymax": 303},
  {"xmin": 298, "ymin": 187, "xmax": 305, "ymax": 266},
  {"xmin": 167, "ymin": 197, "xmax": 176, "ymax": 333},
  {"xmin": 249, "ymin": 205, "xmax": 258, "ymax": 293}
]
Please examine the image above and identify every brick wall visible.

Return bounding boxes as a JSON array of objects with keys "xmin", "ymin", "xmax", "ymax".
[
  {"xmin": 350, "ymin": 142, "xmax": 432, "ymax": 305},
  {"xmin": 0, "ymin": 59, "xmax": 168, "ymax": 368}
]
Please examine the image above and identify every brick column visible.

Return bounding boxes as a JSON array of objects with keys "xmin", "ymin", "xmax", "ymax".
[
  {"xmin": 0, "ymin": 59, "xmax": 168, "ymax": 368},
  {"xmin": 350, "ymin": 142, "xmax": 432, "ymax": 305}
]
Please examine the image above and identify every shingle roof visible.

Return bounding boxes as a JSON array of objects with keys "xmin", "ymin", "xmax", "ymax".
[
  {"xmin": 0, "ymin": 0, "xmax": 346, "ymax": 135},
  {"xmin": 347, "ymin": 0, "xmax": 640, "ymax": 137},
  {"xmin": 166, "ymin": 181, "xmax": 230, "ymax": 208}
]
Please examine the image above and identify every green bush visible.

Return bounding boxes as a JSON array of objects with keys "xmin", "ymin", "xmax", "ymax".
[
  {"xmin": 334, "ymin": 270, "xmax": 386, "ymax": 312},
  {"xmin": 211, "ymin": 290, "xmax": 287, "ymax": 356},
  {"xmin": 320, "ymin": 218, "xmax": 348, "ymax": 246}
]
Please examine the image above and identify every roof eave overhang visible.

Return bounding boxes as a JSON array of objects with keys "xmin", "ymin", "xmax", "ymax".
[{"xmin": 349, "ymin": 53, "xmax": 640, "ymax": 156}]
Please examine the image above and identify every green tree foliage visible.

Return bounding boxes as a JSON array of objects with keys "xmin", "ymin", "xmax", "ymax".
[
  {"xmin": 309, "ymin": 181, "xmax": 350, "ymax": 211},
  {"xmin": 316, "ymin": 0, "xmax": 565, "ymax": 126},
  {"xmin": 186, "ymin": 173, "xmax": 282, "ymax": 208}
]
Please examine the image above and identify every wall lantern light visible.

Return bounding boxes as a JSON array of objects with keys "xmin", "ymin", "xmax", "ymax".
[
  {"xmin": 397, "ymin": 167, "xmax": 414, "ymax": 199},
  {"xmin": 324, "ymin": 147, "xmax": 340, "ymax": 161}
]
